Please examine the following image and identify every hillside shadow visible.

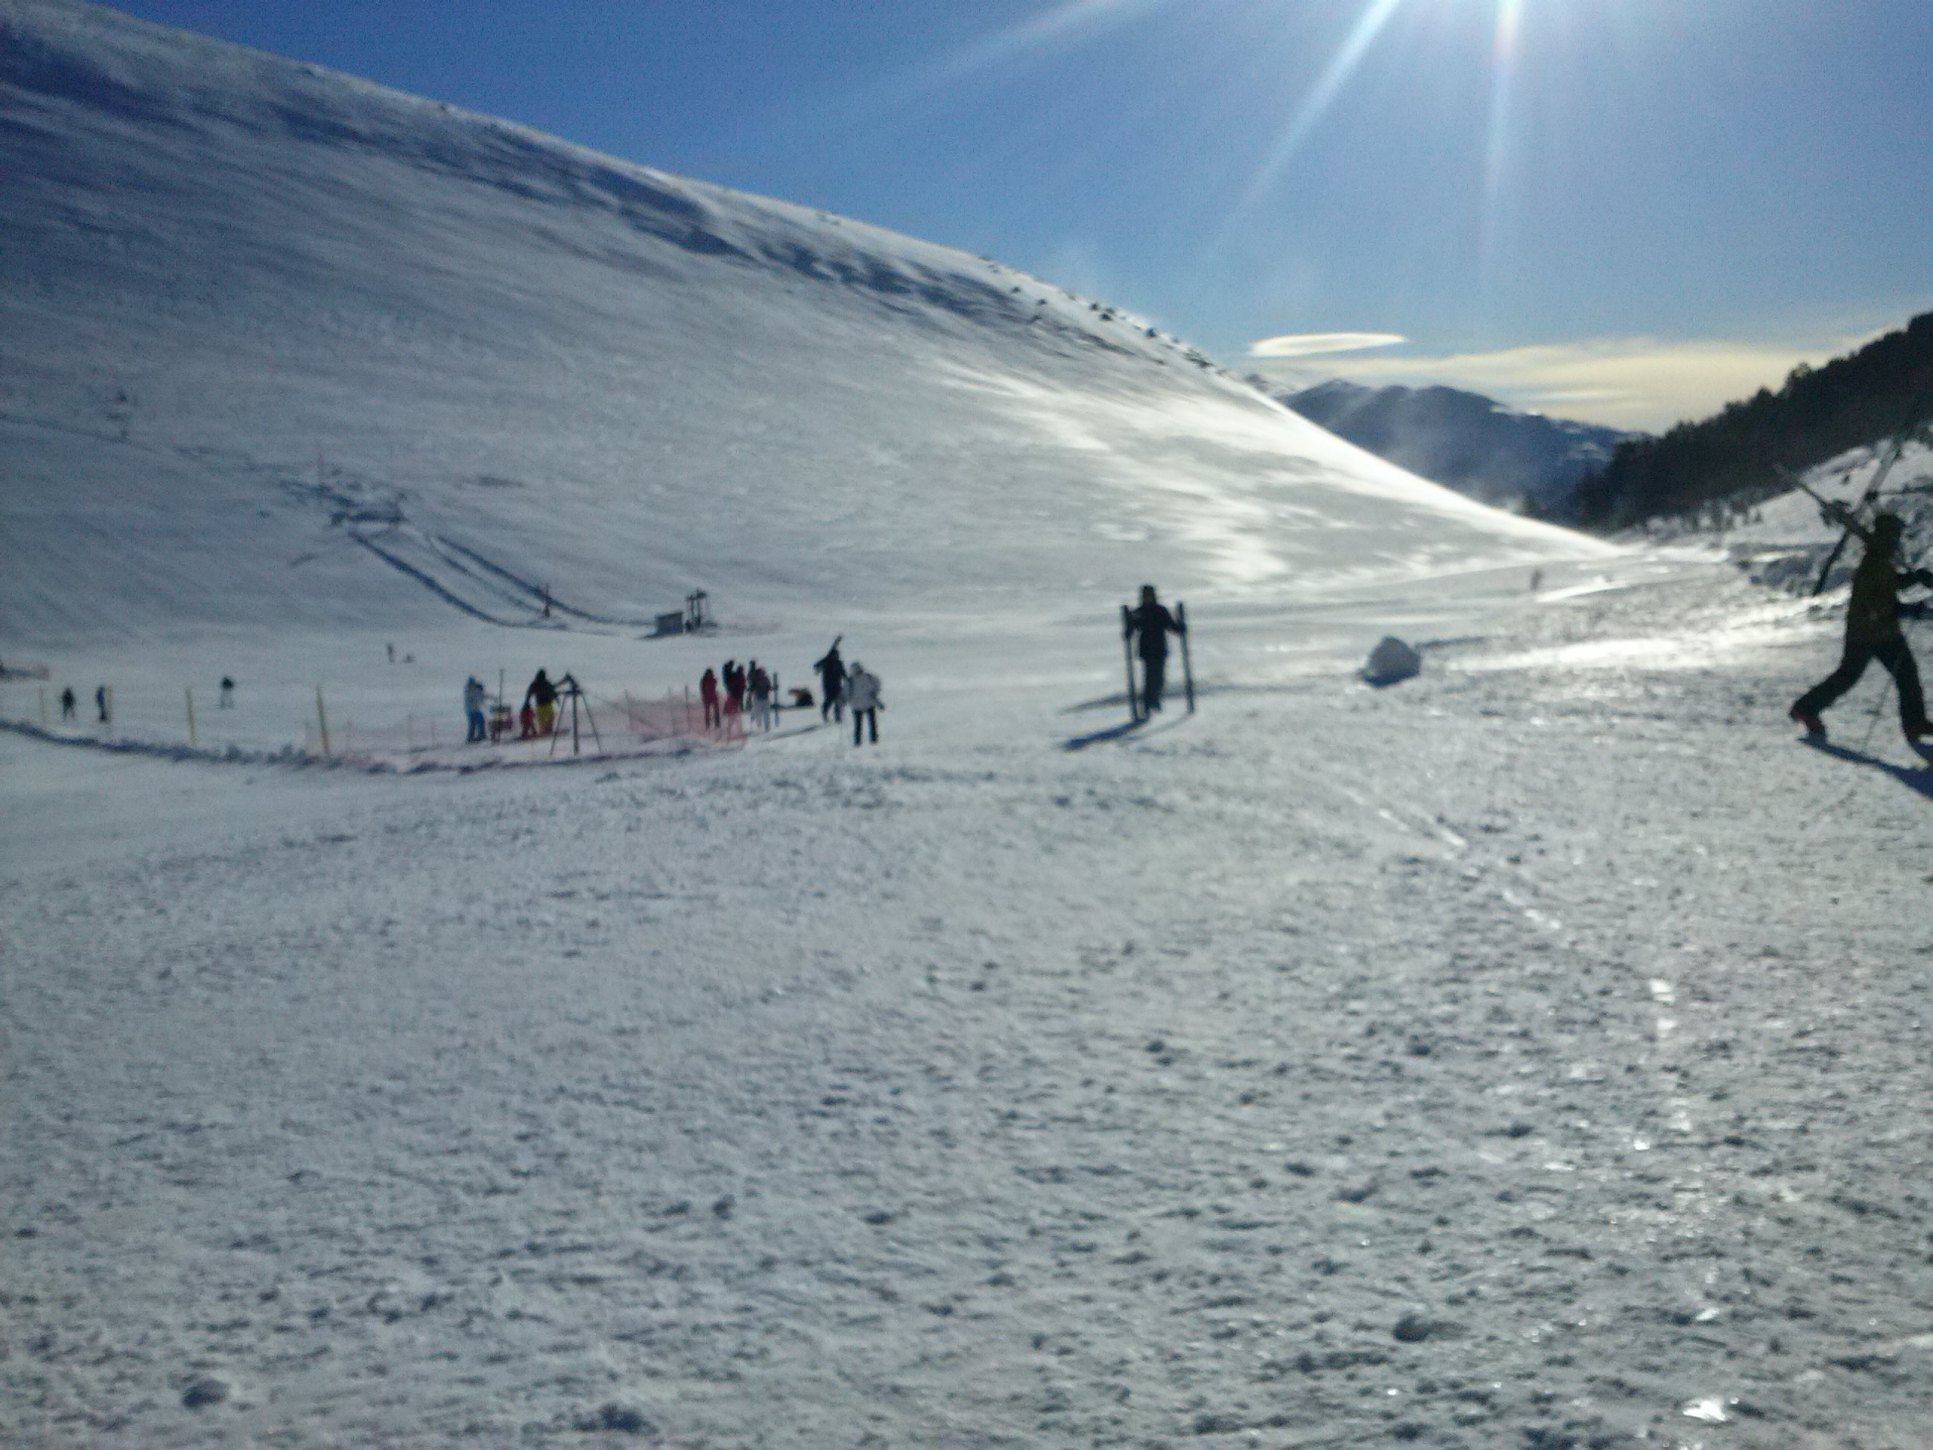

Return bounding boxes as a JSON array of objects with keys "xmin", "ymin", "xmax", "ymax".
[{"xmin": 1801, "ymin": 738, "xmax": 1933, "ymax": 802}]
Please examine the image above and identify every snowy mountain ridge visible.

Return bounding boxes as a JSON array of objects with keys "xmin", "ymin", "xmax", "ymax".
[
  {"xmin": 0, "ymin": 0, "xmax": 1604, "ymax": 651},
  {"xmin": 1276, "ymin": 378, "xmax": 1635, "ymax": 512}
]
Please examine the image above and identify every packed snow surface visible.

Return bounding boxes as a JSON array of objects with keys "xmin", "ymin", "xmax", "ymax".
[
  {"xmin": 6, "ymin": 1, "xmax": 1933, "ymax": 1446},
  {"xmin": 8, "ymin": 557, "xmax": 1933, "ymax": 1448}
]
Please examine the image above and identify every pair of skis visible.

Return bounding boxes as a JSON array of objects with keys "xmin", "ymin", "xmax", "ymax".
[
  {"xmin": 1120, "ymin": 601, "xmax": 1194, "ymax": 723},
  {"xmin": 1809, "ymin": 388, "xmax": 1932, "ymax": 595}
]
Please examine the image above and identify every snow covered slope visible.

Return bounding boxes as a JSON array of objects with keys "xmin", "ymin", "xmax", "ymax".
[{"xmin": 0, "ymin": 0, "xmax": 1608, "ymax": 649}]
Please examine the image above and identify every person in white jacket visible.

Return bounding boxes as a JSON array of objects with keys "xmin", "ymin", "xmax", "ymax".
[
  {"xmin": 844, "ymin": 662, "xmax": 882, "ymax": 746},
  {"xmin": 463, "ymin": 675, "xmax": 487, "ymax": 742}
]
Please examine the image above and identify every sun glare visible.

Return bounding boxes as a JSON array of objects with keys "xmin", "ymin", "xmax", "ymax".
[
  {"xmin": 1235, "ymin": 0, "xmax": 1409, "ymax": 217},
  {"xmin": 1482, "ymin": 0, "xmax": 1527, "ymax": 263}
]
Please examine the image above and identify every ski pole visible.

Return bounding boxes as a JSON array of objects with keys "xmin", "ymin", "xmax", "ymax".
[{"xmin": 1177, "ymin": 601, "xmax": 1195, "ymax": 713}]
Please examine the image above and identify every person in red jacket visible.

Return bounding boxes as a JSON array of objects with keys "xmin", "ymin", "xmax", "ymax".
[{"xmin": 700, "ymin": 667, "xmax": 721, "ymax": 730}]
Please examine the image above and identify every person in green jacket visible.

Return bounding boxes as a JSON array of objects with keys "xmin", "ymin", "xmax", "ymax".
[{"xmin": 1790, "ymin": 512, "xmax": 1932, "ymax": 741}]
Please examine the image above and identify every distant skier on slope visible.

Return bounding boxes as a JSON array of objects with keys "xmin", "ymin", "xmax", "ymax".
[
  {"xmin": 1124, "ymin": 584, "xmax": 1183, "ymax": 713},
  {"xmin": 60, "ymin": 686, "xmax": 76, "ymax": 721},
  {"xmin": 1790, "ymin": 511, "xmax": 1933, "ymax": 742}
]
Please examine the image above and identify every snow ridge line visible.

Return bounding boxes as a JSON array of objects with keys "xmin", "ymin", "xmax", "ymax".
[
  {"xmin": 0, "ymin": 717, "xmax": 322, "ymax": 769},
  {"xmin": 0, "ymin": 716, "xmax": 723, "ymax": 774}
]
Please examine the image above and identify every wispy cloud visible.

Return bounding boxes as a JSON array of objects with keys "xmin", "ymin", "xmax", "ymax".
[
  {"xmin": 1250, "ymin": 331, "xmax": 1406, "ymax": 359},
  {"xmin": 1246, "ymin": 333, "xmax": 1878, "ymax": 432}
]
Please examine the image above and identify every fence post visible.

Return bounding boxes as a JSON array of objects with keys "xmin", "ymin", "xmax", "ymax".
[
  {"xmin": 316, "ymin": 687, "xmax": 331, "ymax": 757},
  {"xmin": 186, "ymin": 687, "xmax": 196, "ymax": 746}
]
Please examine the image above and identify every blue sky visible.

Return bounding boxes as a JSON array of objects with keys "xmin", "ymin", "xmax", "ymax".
[{"xmin": 104, "ymin": 0, "xmax": 1933, "ymax": 430}]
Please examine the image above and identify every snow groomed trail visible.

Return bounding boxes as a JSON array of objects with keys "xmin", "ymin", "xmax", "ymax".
[{"xmin": 5, "ymin": 566, "xmax": 1931, "ymax": 1448}]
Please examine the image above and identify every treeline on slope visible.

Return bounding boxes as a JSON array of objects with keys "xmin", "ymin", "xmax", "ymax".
[{"xmin": 1566, "ymin": 311, "xmax": 1933, "ymax": 531}]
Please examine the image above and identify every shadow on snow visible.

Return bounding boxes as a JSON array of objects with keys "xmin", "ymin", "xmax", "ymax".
[{"xmin": 1801, "ymin": 736, "xmax": 1933, "ymax": 803}]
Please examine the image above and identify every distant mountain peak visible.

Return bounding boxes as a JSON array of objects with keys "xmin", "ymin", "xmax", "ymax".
[{"xmin": 1271, "ymin": 378, "xmax": 1638, "ymax": 511}]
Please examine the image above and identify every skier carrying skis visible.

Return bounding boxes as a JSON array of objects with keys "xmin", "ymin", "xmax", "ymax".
[
  {"xmin": 1790, "ymin": 511, "xmax": 1933, "ymax": 742},
  {"xmin": 1124, "ymin": 584, "xmax": 1183, "ymax": 712},
  {"xmin": 815, "ymin": 638, "xmax": 846, "ymax": 723}
]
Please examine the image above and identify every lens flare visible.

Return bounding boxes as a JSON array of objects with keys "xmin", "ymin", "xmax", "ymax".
[
  {"xmin": 1481, "ymin": 0, "xmax": 1526, "ymax": 265},
  {"xmin": 1236, "ymin": 0, "xmax": 1408, "ymax": 217}
]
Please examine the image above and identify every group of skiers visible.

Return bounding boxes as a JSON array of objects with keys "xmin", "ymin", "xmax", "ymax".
[
  {"xmin": 810, "ymin": 638, "xmax": 882, "ymax": 745},
  {"xmin": 457, "ymin": 668, "xmax": 570, "ymax": 743},
  {"xmin": 696, "ymin": 643, "xmax": 883, "ymax": 745},
  {"xmin": 58, "ymin": 684, "xmax": 109, "ymax": 724},
  {"xmin": 199, "ymin": 525, "xmax": 1933, "ymax": 762},
  {"xmin": 699, "ymin": 658, "xmax": 776, "ymax": 733},
  {"xmin": 53, "ymin": 678, "xmax": 234, "ymax": 727}
]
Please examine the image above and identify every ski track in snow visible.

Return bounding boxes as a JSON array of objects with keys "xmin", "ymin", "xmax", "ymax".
[{"xmin": 5, "ymin": 573, "xmax": 1933, "ymax": 1448}]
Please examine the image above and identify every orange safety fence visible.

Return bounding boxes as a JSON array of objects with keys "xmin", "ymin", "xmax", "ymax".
[{"xmin": 301, "ymin": 689, "xmax": 741, "ymax": 762}]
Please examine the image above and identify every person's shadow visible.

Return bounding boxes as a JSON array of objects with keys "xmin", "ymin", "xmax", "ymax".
[
  {"xmin": 1802, "ymin": 737, "xmax": 1933, "ymax": 802},
  {"xmin": 1063, "ymin": 717, "xmax": 1144, "ymax": 750}
]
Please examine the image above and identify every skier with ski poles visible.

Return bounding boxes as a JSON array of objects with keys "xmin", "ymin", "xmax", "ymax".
[
  {"xmin": 1124, "ymin": 584, "xmax": 1183, "ymax": 714},
  {"xmin": 1790, "ymin": 510, "xmax": 1933, "ymax": 742}
]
